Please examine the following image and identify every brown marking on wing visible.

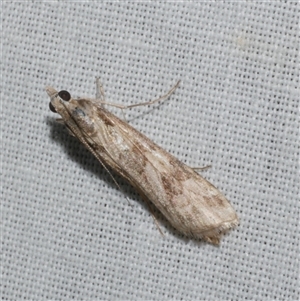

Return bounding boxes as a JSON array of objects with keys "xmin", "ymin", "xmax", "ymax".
[
  {"xmin": 214, "ymin": 195, "xmax": 225, "ymax": 206},
  {"xmin": 161, "ymin": 173, "xmax": 183, "ymax": 199},
  {"xmin": 94, "ymin": 106, "xmax": 115, "ymax": 127},
  {"xmin": 169, "ymin": 158, "xmax": 192, "ymax": 181},
  {"xmin": 131, "ymin": 144, "xmax": 147, "ymax": 169},
  {"xmin": 203, "ymin": 194, "xmax": 225, "ymax": 208}
]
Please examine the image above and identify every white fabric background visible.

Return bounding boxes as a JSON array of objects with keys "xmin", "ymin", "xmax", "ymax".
[{"xmin": 2, "ymin": 2, "xmax": 299, "ymax": 301}]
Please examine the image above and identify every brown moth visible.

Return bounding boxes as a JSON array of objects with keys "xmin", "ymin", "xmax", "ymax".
[{"xmin": 46, "ymin": 80, "xmax": 238, "ymax": 245}]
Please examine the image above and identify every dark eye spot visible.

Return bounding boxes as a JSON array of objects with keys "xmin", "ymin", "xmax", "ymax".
[
  {"xmin": 58, "ymin": 90, "xmax": 71, "ymax": 101},
  {"xmin": 49, "ymin": 102, "xmax": 57, "ymax": 112}
]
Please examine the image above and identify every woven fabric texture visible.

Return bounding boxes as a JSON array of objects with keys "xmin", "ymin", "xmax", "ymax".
[{"xmin": 2, "ymin": 2, "xmax": 299, "ymax": 301}]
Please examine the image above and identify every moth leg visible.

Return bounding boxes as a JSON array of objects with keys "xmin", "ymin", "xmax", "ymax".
[
  {"xmin": 133, "ymin": 187, "xmax": 164, "ymax": 236},
  {"xmin": 144, "ymin": 197, "xmax": 165, "ymax": 237},
  {"xmin": 115, "ymin": 172, "xmax": 164, "ymax": 235},
  {"xmin": 98, "ymin": 80, "xmax": 181, "ymax": 110},
  {"xmin": 95, "ymin": 78, "xmax": 130, "ymax": 119},
  {"xmin": 95, "ymin": 77, "xmax": 106, "ymax": 102},
  {"xmin": 192, "ymin": 165, "xmax": 212, "ymax": 172}
]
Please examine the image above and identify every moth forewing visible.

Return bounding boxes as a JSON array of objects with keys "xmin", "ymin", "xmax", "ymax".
[{"xmin": 46, "ymin": 83, "xmax": 238, "ymax": 245}]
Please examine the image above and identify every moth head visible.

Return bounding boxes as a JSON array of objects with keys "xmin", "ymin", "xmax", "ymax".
[
  {"xmin": 46, "ymin": 86, "xmax": 96, "ymax": 135},
  {"xmin": 46, "ymin": 86, "xmax": 71, "ymax": 113}
]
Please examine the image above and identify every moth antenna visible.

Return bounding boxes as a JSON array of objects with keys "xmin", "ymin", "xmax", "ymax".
[{"xmin": 95, "ymin": 80, "xmax": 180, "ymax": 110}]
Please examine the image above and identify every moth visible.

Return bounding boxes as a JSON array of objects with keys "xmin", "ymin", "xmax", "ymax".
[{"xmin": 46, "ymin": 79, "xmax": 238, "ymax": 245}]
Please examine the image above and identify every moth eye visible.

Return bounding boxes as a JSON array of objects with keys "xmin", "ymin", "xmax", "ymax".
[
  {"xmin": 49, "ymin": 102, "xmax": 57, "ymax": 112},
  {"xmin": 58, "ymin": 90, "xmax": 71, "ymax": 101}
]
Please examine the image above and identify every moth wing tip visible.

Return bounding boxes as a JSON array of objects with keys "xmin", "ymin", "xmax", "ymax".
[
  {"xmin": 200, "ymin": 218, "xmax": 239, "ymax": 245},
  {"xmin": 203, "ymin": 235, "xmax": 221, "ymax": 246}
]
